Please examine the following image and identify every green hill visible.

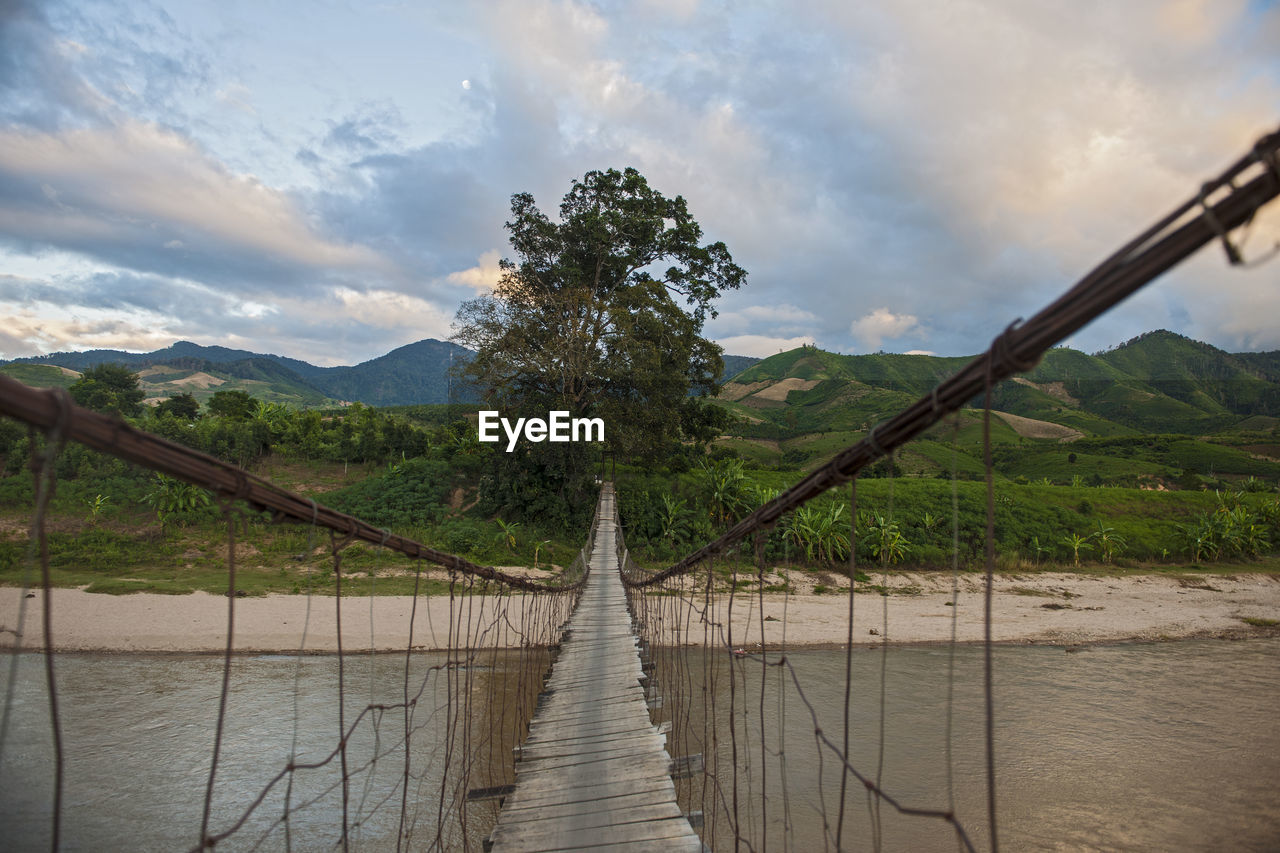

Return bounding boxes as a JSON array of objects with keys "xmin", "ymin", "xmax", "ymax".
[
  {"xmin": 0, "ymin": 363, "xmax": 81, "ymax": 389},
  {"xmin": 135, "ymin": 359, "xmax": 336, "ymax": 407},
  {"xmin": 713, "ymin": 336, "xmax": 1280, "ymax": 484},
  {"xmin": 1098, "ymin": 330, "xmax": 1280, "ymax": 421},
  {"xmin": 313, "ymin": 339, "xmax": 477, "ymax": 406}
]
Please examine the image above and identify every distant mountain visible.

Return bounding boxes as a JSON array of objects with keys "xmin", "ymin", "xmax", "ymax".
[
  {"xmin": 18, "ymin": 330, "xmax": 1270, "ymax": 425},
  {"xmin": 4, "ymin": 338, "xmax": 759, "ymax": 408},
  {"xmin": 0, "ymin": 356, "xmax": 334, "ymax": 407},
  {"xmin": 313, "ymin": 339, "xmax": 477, "ymax": 406},
  {"xmin": 1096, "ymin": 330, "xmax": 1280, "ymax": 421},
  {"xmin": 711, "ymin": 334, "xmax": 1280, "ymax": 482},
  {"xmin": 718, "ymin": 333, "xmax": 1280, "ymax": 439},
  {"xmin": 721, "ymin": 354, "xmax": 761, "ymax": 382},
  {"xmin": 8, "ymin": 340, "xmax": 322, "ymax": 378},
  {"xmin": 2, "ymin": 338, "xmax": 475, "ymax": 407}
]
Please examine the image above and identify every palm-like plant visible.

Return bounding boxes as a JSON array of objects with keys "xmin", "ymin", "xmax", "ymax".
[
  {"xmin": 1061, "ymin": 532, "xmax": 1092, "ymax": 567},
  {"xmin": 861, "ymin": 513, "xmax": 911, "ymax": 566},
  {"xmin": 1093, "ymin": 522, "xmax": 1126, "ymax": 563},
  {"xmin": 659, "ymin": 494, "xmax": 692, "ymax": 546},
  {"xmin": 495, "ymin": 519, "xmax": 521, "ymax": 552},
  {"xmin": 84, "ymin": 493, "xmax": 111, "ymax": 525},
  {"xmin": 1178, "ymin": 518, "xmax": 1219, "ymax": 563},
  {"xmin": 1240, "ymin": 520, "xmax": 1271, "ymax": 557},
  {"xmin": 699, "ymin": 458, "xmax": 746, "ymax": 527},
  {"xmin": 818, "ymin": 502, "xmax": 851, "ymax": 564},
  {"xmin": 142, "ymin": 473, "xmax": 211, "ymax": 533},
  {"xmin": 783, "ymin": 506, "xmax": 820, "ymax": 563}
]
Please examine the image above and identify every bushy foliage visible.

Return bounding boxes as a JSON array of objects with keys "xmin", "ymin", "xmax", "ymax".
[
  {"xmin": 69, "ymin": 363, "xmax": 145, "ymax": 417},
  {"xmin": 327, "ymin": 457, "xmax": 455, "ymax": 529},
  {"xmin": 1179, "ymin": 491, "xmax": 1279, "ymax": 562}
]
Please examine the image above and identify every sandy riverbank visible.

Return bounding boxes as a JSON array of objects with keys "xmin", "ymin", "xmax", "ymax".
[{"xmin": 2, "ymin": 572, "xmax": 1278, "ymax": 653}]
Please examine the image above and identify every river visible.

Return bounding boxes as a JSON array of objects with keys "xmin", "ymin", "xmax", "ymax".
[{"xmin": 1, "ymin": 639, "xmax": 1277, "ymax": 851}]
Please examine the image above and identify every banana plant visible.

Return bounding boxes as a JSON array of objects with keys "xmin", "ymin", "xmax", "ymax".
[
  {"xmin": 142, "ymin": 473, "xmax": 211, "ymax": 533},
  {"xmin": 658, "ymin": 494, "xmax": 692, "ymax": 546},
  {"xmin": 1093, "ymin": 522, "xmax": 1126, "ymax": 563},
  {"xmin": 495, "ymin": 519, "xmax": 521, "ymax": 552},
  {"xmin": 1061, "ymin": 532, "xmax": 1092, "ymax": 567},
  {"xmin": 861, "ymin": 513, "xmax": 911, "ymax": 565}
]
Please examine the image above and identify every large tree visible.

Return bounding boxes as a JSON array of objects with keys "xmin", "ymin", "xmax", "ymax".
[
  {"xmin": 455, "ymin": 167, "xmax": 745, "ymax": 453},
  {"xmin": 453, "ymin": 167, "xmax": 746, "ymax": 525}
]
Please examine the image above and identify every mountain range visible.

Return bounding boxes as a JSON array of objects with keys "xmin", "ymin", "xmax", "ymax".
[
  {"xmin": 0, "ymin": 340, "xmax": 763, "ymax": 408},
  {"xmin": 4, "ymin": 329, "xmax": 1276, "ymax": 486},
  {"xmin": 719, "ymin": 330, "xmax": 1280, "ymax": 437},
  {"xmin": 0, "ymin": 339, "xmax": 475, "ymax": 407},
  {"xmin": 712, "ymin": 330, "xmax": 1280, "ymax": 481},
  {"xmin": 4, "ymin": 331, "xmax": 1278, "ymax": 439}
]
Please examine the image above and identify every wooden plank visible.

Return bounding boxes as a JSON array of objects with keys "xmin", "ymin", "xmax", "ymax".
[
  {"xmin": 498, "ymin": 787, "xmax": 677, "ymax": 819},
  {"xmin": 500, "ymin": 774, "xmax": 678, "ymax": 809},
  {"xmin": 520, "ymin": 719, "xmax": 664, "ymax": 747},
  {"xmin": 514, "ymin": 732, "xmax": 670, "ymax": 758},
  {"xmin": 489, "ymin": 800, "xmax": 685, "ymax": 834},
  {"xmin": 489, "ymin": 489, "xmax": 701, "ymax": 851},
  {"xmin": 490, "ymin": 815, "xmax": 702, "ymax": 850}
]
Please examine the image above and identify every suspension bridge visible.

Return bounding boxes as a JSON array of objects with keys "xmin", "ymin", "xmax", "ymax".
[
  {"xmin": 0, "ymin": 128, "xmax": 1277, "ymax": 851},
  {"xmin": 485, "ymin": 484, "xmax": 703, "ymax": 852}
]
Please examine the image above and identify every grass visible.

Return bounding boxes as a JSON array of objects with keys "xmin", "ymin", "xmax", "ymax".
[
  {"xmin": 0, "ymin": 507, "xmax": 571, "ymax": 597},
  {"xmin": 1241, "ymin": 616, "xmax": 1279, "ymax": 627}
]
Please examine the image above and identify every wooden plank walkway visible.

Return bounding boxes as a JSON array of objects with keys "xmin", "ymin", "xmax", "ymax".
[{"xmin": 487, "ymin": 486, "xmax": 703, "ymax": 852}]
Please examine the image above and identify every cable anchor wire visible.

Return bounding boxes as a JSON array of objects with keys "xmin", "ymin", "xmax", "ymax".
[
  {"xmin": 1198, "ymin": 182, "xmax": 1243, "ymax": 266},
  {"xmin": 990, "ymin": 318, "xmax": 1039, "ymax": 375}
]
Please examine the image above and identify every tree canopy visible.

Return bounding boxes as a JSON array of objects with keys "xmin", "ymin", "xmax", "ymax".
[
  {"xmin": 454, "ymin": 167, "xmax": 745, "ymax": 457},
  {"xmin": 69, "ymin": 364, "xmax": 145, "ymax": 417},
  {"xmin": 155, "ymin": 392, "xmax": 200, "ymax": 420},
  {"xmin": 207, "ymin": 389, "xmax": 255, "ymax": 420},
  {"xmin": 452, "ymin": 167, "xmax": 746, "ymax": 526}
]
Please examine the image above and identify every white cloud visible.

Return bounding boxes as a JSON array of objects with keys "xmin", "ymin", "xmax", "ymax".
[
  {"xmin": 716, "ymin": 333, "xmax": 816, "ymax": 358},
  {"xmin": 446, "ymin": 249, "xmax": 504, "ymax": 294},
  {"xmin": 330, "ymin": 287, "xmax": 454, "ymax": 336},
  {"xmin": 5, "ymin": 0, "xmax": 1278, "ymax": 367},
  {"xmin": 1, "ymin": 302, "xmax": 181, "ymax": 355},
  {"xmin": 0, "ymin": 120, "xmax": 391, "ymax": 276},
  {"xmin": 850, "ymin": 307, "xmax": 919, "ymax": 352},
  {"xmin": 820, "ymin": 0, "xmax": 1279, "ymax": 266}
]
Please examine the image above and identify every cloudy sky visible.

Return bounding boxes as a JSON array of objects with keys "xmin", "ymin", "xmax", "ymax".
[{"xmin": 1, "ymin": 0, "xmax": 1278, "ymax": 365}]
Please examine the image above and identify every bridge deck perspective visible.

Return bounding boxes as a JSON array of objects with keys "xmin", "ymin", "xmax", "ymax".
[{"xmin": 487, "ymin": 486, "xmax": 701, "ymax": 852}]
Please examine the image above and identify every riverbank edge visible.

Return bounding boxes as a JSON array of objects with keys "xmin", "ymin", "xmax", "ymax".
[
  {"xmin": 3, "ymin": 571, "xmax": 1279, "ymax": 653},
  {"xmin": 3, "ymin": 625, "xmax": 1279, "ymax": 656}
]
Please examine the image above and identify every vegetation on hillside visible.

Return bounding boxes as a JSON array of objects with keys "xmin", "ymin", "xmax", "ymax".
[
  {"xmin": 1, "ymin": 351, "xmax": 1279, "ymax": 595},
  {"xmin": 1, "ymin": 337, "xmax": 476, "ymax": 408},
  {"xmin": 0, "ymin": 378, "xmax": 581, "ymax": 596},
  {"xmin": 712, "ymin": 332, "xmax": 1280, "ymax": 483}
]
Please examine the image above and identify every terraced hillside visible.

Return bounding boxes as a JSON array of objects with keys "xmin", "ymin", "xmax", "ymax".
[
  {"xmin": 1, "ymin": 358, "xmax": 337, "ymax": 408},
  {"xmin": 713, "ymin": 332, "xmax": 1280, "ymax": 486}
]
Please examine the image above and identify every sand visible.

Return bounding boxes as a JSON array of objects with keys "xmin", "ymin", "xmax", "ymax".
[{"xmin": 2, "ymin": 572, "xmax": 1278, "ymax": 653}]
